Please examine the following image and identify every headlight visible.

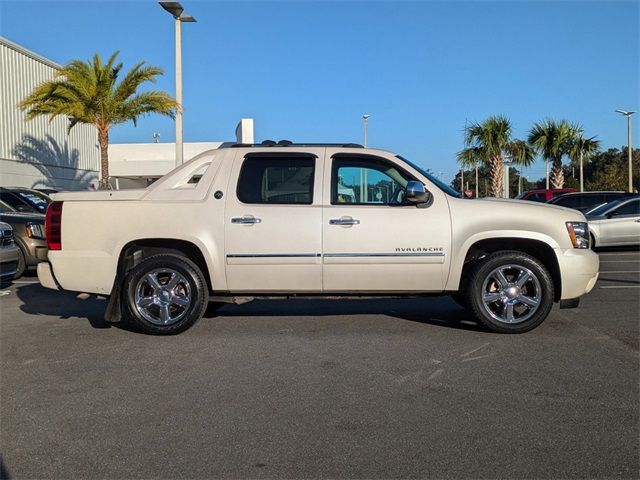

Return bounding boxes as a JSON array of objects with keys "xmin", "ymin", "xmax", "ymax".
[
  {"xmin": 26, "ymin": 222, "xmax": 45, "ymax": 240},
  {"xmin": 566, "ymin": 222, "xmax": 589, "ymax": 249}
]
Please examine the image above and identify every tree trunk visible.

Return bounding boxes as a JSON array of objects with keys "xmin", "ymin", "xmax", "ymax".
[
  {"xmin": 490, "ymin": 155, "xmax": 504, "ymax": 197},
  {"xmin": 550, "ymin": 157, "xmax": 564, "ymax": 189},
  {"xmin": 98, "ymin": 128, "xmax": 111, "ymax": 190}
]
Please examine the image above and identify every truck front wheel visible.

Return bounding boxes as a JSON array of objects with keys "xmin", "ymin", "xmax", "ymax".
[
  {"xmin": 123, "ymin": 254, "xmax": 209, "ymax": 335},
  {"xmin": 464, "ymin": 251, "xmax": 554, "ymax": 333}
]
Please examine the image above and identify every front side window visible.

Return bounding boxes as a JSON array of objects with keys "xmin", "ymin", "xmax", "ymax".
[
  {"xmin": 613, "ymin": 199, "xmax": 640, "ymax": 216},
  {"xmin": 237, "ymin": 156, "xmax": 315, "ymax": 204},
  {"xmin": 332, "ymin": 157, "xmax": 412, "ymax": 205}
]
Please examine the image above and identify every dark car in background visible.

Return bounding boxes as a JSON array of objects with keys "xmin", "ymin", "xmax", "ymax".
[
  {"xmin": 547, "ymin": 191, "xmax": 636, "ymax": 213},
  {"xmin": 0, "ymin": 187, "xmax": 52, "ymax": 214},
  {"xmin": 516, "ymin": 188, "xmax": 576, "ymax": 202},
  {"xmin": 0, "ymin": 199, "xmax": 47, "ymax": 278}
]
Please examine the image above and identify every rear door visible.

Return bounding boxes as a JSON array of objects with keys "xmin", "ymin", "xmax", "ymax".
[
  {"xmin": 224, "ymin": 149, "xmax": 323, "ymax": 292},
  {"xmin": 321, "ymin": 150, "xmax": 451, "ymax": 292}
]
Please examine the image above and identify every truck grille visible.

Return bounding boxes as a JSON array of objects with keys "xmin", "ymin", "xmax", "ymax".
[{"xmin": 0, "ymin": 228, "xmax": 15, "ymax": 247}]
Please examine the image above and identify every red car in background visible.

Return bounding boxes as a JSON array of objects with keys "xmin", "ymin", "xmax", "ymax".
[{"xmin": 516, "ymin": 188, "xmax": 576, "ymax": 202}]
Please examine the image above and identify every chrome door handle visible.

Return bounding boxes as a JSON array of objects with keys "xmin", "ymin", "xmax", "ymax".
[
  {"xmin": 635, "ymin": 219, "xmax": 640, "ymax": 223},
  {"xmin": 329, "ymin": 217, "xmax": 360, "ymax": 226},
  {"xmin": 231, "ymin": 216, "xmax": 262, "ymax": 225}
]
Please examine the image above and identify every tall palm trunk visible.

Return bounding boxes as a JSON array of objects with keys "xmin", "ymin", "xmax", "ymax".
[
  {"xmin": 490, "ymin": 155, "xmax": 504, "ymax": 197},
  {"xmin": 550, "ymin": 157, "xmax": 564, "ymax": 189},
  {"xmin": 98, "ymin": 128, "xmax": 111, "ymax": 190}
]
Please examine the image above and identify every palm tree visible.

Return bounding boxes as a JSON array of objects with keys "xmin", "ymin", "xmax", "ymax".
[
  {"xmin": 19, "ymin": 52, "xmax": 177, "ymax": 189},
  {"xmin": 569, "ymin": 135, "xmax": 600, "ymax": 192},
  {"xmin": 528, "ymin": 119, "xmax": 581, "ymax": 190},
  {"xmin": 457, "ymin": 116, "xmax": 534, "ymax": 197}
]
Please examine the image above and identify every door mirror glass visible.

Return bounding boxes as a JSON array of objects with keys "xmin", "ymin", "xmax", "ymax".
[{"xmin": 405, "ymin": 181, "xmax": 431, "ymax": 204}]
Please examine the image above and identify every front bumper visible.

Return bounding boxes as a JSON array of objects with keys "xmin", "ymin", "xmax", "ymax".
[
  {"xmin": 0, "ymin": 244, "xmax": 20, "ymax": 281},
  {"xmin": 557, "ymin": 248, "xmax": 599, "ymax": 300}
]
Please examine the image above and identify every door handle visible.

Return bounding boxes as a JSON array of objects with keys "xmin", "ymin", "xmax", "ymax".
[
  {"xmin": 635, "ymin": 219, "xmax": 640, "ymax": 223},
  {"xmin": 329, "ymin": 217, "xmax": 360, "ymax": 226},
  {"xmin": 231, "ymin": 216, "xmax": 262, "ymax": 225}
]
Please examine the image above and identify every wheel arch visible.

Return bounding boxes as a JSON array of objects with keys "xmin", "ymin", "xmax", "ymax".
[
  {"xmin": 116, "ymin": 238, "xmax": 213, "ymax": 292},
  {"xmin": 449, "ymin": 236, "xmax": 562, "ymax": 302}
]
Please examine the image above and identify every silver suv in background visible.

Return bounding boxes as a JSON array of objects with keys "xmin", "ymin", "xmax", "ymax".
[{"xmin": 0, "ymin": 222, "xmax": 20, "ymax": 284}]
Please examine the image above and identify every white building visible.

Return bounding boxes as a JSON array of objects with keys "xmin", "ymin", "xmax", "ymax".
[
  {"xmin": 0, "ymin": 37, "xmax": 100, "ymax": 190},
  {"xmin": 109, "ymin": 119, "xmax": 254, "ymax": 189},
  {"xmin": 109, "ymin": 142, "xmax": 222, "ymax": 189}
]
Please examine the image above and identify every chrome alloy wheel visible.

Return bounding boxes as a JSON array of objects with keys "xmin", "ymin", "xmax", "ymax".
[
  {"xmin": 480, "ymin": 264, "xmax": 542, "ymax": 324},
  {"xmin": 134, "ymin": 269, "xmax": 192, "ymax": 325}
]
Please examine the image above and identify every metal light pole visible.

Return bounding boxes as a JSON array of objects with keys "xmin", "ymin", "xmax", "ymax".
[
  {"xmin": 545, "ymin": 159, "xmax": 550, "ymax": 190},
  {"xmin": 362, "ymin": 114, "xmax": 370, "ymax": 147},
  {"xmin": 160, "ymin": 2, "xmax": 196, "ymax": 168},
  {"xmin": 615, "ymin": 109, "xmax": 636, "ymax": 192}
]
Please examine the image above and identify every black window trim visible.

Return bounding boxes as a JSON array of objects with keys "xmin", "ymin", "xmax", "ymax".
[
  {"xmin": 236, "ymin": 153, "xmax": 317, "ymax": 206},
  {"xmin": 330, "ymin": 153, "xmax": 418, "ymax": 207}
]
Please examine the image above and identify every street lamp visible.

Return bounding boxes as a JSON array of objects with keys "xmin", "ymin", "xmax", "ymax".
[
  {"xmin": 159, "ymin": 2, "xmax": 197, "ymax": 167},
  {"xmin": 362, "ymin": 114, "xmax": 370, "ymax": 147},
  {"xmin": 615, "ymin": 109, "xmax": 636, "ymax": 192}
]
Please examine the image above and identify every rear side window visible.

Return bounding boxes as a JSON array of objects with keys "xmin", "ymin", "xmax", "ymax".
[
  {"xmin": 237, "ymin": 156, "xmax": 315, "ymax": 204},
  {"xmin": 529, "ymin": 193, "xmax": 547, "ymax": 202},
  {"xmin": 556, "ymin": 195, "xmax": 582, "ymax": 208}
]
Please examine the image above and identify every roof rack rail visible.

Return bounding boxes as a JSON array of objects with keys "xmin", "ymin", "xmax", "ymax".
[{"xmin": 228, "ymin": 140, "xmax": 364, "ymax": 148}]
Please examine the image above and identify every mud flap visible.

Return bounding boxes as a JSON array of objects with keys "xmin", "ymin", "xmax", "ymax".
[{"xmin": 103, "ymin": 279, "xmax": 122, "ymax": 323}]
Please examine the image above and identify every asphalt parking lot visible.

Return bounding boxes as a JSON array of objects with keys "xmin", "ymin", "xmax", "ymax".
[{"xmin": 1, "ymin": 249, "xmax": 638, "ymax": 479}]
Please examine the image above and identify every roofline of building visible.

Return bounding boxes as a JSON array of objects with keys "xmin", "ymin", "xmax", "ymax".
[{"xmin": 0, "ymin": 36, "xmax": 61, "ymax": 70}]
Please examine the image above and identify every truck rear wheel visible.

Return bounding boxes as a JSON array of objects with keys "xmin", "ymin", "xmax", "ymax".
[
  {"xmin": 123, "ymin": 254, "xmax": 208, "ymax": 335},
  {"xmin": 464, "ymin": 251, "xmax": 554, "ymax": 333}
]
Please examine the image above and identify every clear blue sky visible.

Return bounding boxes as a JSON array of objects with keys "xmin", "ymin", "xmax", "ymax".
[{"xmin": 1, "ymin": 0, "xmax": 638, "ymax": 182}]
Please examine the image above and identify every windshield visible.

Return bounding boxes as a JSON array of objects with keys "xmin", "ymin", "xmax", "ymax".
[
  {"xmin": 0, "ymin": 200, "xmax": 17, "ymax": 213},
  {"xmin": 588, "ymin": 199, "xmax": 623, "ymax": 217},
  {"xmin": 15, "ymin": 190, "xmax": 50, "ymax": 213},
  {"xmin": 396, "ymin": 155, "xmax": 461, "ymax": 198}
]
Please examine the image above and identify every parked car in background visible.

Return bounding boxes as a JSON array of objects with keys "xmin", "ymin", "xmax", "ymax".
[
  {"xmin": 586, "ymin": 196, "xmax": 640, "ymax": 248},
  {"xmin": 0, "ymin": 200, "xmax": 48, "ymax": 278},
  {"xmin": 0, "ymin": 222, "xmax": 20, "ymax": 284},
  {"xmin": 548, "ymin": 191, "xmax": 635, "ymax": 213},
  {"xmin": 0, "ymin": 187, "xmax": 52, "ymax": 214},
  {"xmin": 516, "ymin": 188, "xmax": 576, "ymax": 203}
]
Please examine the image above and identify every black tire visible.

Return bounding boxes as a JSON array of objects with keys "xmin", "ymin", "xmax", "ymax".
[
  {"xmin": 464, "ymin": 251, "xmax": 554, "ymax": 334},
  {"xmin": 13, "ymin": 246, "xmax": 26, "ymax": 280},
  {"xmin": 590, "ymin": 233, "xmax": 596, "ymax": 250},
  {"xmin": 123, "ymin": 254, "xmax": 209, "ymax": 335}
]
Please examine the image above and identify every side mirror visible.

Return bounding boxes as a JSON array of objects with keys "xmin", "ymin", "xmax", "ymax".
[
  {"xmin": 606, "ymin": 210, "xmax": 619, "ymax": 219},
  {"xmin": 405, "ymin": 181, "xmax": 432, "ymax": 206}
]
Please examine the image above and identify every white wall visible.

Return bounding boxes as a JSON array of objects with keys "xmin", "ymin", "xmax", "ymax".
[{"xmin": 0, "ymin": 37, "xmax": 100, "ymax": 190}]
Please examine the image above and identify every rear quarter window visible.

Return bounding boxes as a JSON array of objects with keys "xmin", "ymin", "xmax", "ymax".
[{"xmin": 237, "ymin": 156, "xmax": 315, "ymax": 204}]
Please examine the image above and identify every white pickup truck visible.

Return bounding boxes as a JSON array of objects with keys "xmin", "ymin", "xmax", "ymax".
[{"xmin": 38, "ymin": 142, "xmax": 599, "ymax": 335}]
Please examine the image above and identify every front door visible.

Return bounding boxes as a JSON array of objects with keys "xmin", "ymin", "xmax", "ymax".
[
  {"xmin": 322, "ymin": 151, "xmax": 452, "ymax": 292},
  {"xmin": 225, "ymin": 150, "xmax": 323, "ymax": 292}
]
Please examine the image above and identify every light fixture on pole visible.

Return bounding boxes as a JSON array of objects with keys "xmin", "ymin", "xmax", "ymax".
[
  {"xmin": 362, "ymin": 114, "xmax": 370, "ymax": 147},
  {"xmin": 615, "ymin": 109, "xmax": 636, "ymax": 193},
  {"xmin": 159, "ymin": 1, "xmax": 196, "ymax": 168}
]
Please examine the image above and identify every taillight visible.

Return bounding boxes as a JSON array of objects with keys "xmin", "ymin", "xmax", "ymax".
[{"xmin": 45, "ymin": 201, "xmax": 63, "ymax": 250}]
